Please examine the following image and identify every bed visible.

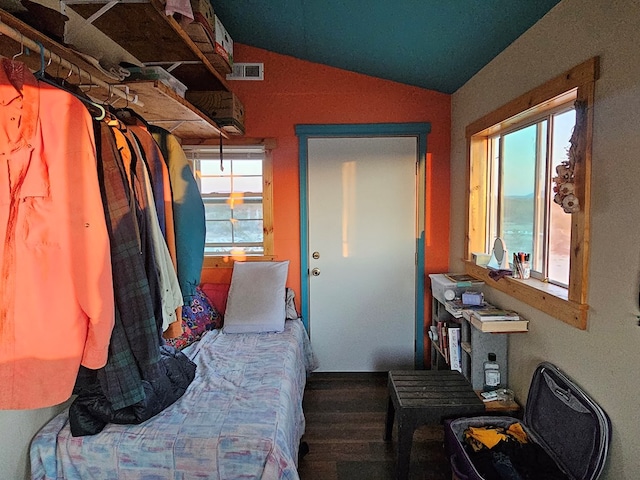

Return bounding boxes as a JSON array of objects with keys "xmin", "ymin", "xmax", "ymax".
[{"xmin": 30, "ymin": 264, "xmax": 318, "ymax": 480}]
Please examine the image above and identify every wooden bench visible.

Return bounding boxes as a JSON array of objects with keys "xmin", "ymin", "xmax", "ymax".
[{"xmin": 384, "ymin": 370, "xmax": 485, "ymax": 480}]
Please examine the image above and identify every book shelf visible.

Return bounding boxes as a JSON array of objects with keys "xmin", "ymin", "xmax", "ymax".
[
  {"xmin": 429, "ymin": 278, "xmax": 522, "ymax": 413},
  {"xmin": 430, "ymin": 293, "xmax": 509, "ymax": 391}
]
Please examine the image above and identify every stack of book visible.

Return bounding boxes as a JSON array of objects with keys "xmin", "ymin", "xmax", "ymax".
[
  {"xmin": 430, "ymin": 320, "xmax": 463, "ymax": 372},
  {"xmin": 444, "ymin": 298, "xmax": 489, "ymax": 318},
  {"xmin": 436, "ymin": 320, "xmax": 450, "ymax": 362},
  {"xmin": 462, "ymin": 305, "xmax": 529, "ymax": 333}
]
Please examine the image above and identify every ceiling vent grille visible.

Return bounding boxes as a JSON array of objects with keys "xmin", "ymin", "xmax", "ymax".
[{"xmin": 226, "ymin": 63, "xmax": 264, "ymax": 81}]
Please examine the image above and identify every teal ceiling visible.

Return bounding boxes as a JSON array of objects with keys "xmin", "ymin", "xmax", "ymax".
[{"xmin": 211, "ymin": 0, "xmax": 561, "ymax": 94}]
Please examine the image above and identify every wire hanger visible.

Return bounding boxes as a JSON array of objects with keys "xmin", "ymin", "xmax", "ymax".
[
  {"xmin": 13, "ymin": 35, "xmax": 24, "ymax": 60},
  {"xmin": 7, "ymin": 33, "xmax": 26, "ymax": 77},
  {"xmin": 34, "ymin": 41, "xmax": 106, "ymax": 121}
]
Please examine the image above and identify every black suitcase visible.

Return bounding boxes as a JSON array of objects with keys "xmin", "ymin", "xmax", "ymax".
[{"xmin": 444, "ymin": 362, "xmax": 611, "ymax": 480}]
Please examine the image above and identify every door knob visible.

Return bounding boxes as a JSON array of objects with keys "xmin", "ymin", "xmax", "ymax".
[{"xmin": 311, "ymin": 268, "xmax": 321, "ymax": 276}]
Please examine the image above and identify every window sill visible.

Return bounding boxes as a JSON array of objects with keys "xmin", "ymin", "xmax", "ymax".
[
  {"xmin": 464, "ymin": 261, "xmax": 589, "ymax": 329},
  {"xmin": 203, "ymin": 255, "xmax": 276, "ymax": 268}
]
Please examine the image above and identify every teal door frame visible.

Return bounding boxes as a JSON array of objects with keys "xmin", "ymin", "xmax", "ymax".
[{"xmin": 295, "ymin": 123, "xmax": 430, "ymax": 369}]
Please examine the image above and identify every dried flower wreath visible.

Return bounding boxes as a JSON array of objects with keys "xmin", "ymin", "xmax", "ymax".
[{"xmin": 553, "ymin": 99, "xmax": 586, "ymax": 213}]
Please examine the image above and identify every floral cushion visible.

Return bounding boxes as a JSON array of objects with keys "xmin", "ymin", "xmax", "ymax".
[{"xmin": 164, "ymin": 287, "xmax": 222, "ymax": 350}]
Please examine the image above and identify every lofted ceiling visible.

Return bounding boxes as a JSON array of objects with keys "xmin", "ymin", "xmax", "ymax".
[{"xmin": 211, "ymin": 0, "xmax": 561, "ymax": 94}]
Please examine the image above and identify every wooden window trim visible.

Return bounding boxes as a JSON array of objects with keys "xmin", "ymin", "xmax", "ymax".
[
  {"xmin": 193, "ymin": 138, "xmax": 276, "ymax": 268},
  {"xmin": 464, "ymin": 57, "xmax": 599, "ymax": 329}
]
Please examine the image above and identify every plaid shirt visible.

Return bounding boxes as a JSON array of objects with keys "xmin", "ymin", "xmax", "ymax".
[{"xmin": 76, "ymin": 122, "xmax": 163, "ymax": 410}]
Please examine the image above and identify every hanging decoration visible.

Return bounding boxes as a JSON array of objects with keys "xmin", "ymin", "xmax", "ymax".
[{"xmin": 553, "ymin": 99, "xmax": 586, "ymax": 213}]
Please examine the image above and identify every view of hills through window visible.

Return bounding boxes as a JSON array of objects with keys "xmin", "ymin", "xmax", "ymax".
[{"xmin": 497, "ymin": 108, "xmax": 574, "ymax": 286}]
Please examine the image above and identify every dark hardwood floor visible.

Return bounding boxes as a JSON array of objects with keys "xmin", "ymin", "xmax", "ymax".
[{"xmin": 297, "ymin": 372, "xmax": 452, "ymax": 480}]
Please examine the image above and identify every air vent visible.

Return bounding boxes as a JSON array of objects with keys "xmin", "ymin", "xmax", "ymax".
[
  {"xmin": 226, "ymin": 63, "xmax": 264, "ymax": 81},
  {"xmin": 226, "ymin": 63, "xmax": 264, "ymax": 80}
]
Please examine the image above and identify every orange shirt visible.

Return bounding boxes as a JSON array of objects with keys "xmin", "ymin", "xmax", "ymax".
[{"xmin": 0, "ymin": 60, "xmax": 114, "ymax": 409}]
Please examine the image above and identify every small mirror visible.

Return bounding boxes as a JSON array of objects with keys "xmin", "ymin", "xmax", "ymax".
[{"xmin": 487, "ymin": 237, "xmax": 509, "ymax": 270}]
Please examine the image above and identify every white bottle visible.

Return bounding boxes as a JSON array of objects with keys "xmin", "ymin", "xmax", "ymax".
[{"xmin": 483, "ymin": 353, "xmax": 501, "ymax": 391}]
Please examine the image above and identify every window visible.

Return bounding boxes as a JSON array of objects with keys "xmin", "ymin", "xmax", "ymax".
[
  {"xmin": 464, "ymin": 58, "xmax": 598, "ymax": 329},
  {"xmin": 183, "ymin": 145, "xmax": 274, "ymax": 260},
  {"xmin": 487, "ymin": 105, "xmax": 575, "ymax": 287}
]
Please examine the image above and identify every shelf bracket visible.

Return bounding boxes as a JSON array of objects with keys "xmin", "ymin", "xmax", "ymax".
[
  {"xmin": 60, "ymin": 0, "xmax": 119, "ymax": 24},
  {"xmin": 86, "ymin": 1, "xmax": 119, "ymax": 24}
]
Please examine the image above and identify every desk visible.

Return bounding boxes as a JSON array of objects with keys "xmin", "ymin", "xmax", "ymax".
[{"xmin": 384, "ymin": 370, "xmax": 485, "ymax": 480}]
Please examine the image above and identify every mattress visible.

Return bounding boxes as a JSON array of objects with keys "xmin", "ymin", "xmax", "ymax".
[{"xmin": 30, "ymin": 319, "xmax": 317, "ymax": 480}]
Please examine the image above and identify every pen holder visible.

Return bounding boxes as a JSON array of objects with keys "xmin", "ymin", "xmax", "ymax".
[{"xmin": 513, "ymin": 260, "xmax": 530, "ymax": 279}]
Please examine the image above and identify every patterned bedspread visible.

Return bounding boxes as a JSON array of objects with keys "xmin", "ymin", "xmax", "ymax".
[{"xmin": 30, "ymin": 319, "xmax": 318, "ymax": 480}]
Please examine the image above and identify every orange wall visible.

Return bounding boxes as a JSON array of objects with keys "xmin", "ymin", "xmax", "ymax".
[{"xmin": 202, "ymin": 44, "xmax": 451, "ymax": 344}]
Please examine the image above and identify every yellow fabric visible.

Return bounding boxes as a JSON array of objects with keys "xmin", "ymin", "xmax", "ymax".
[
  {"xmin": 464, "ymin": 426, "xmax": 508, "ymax": 451},
  {"xmin": 463, "ymin": 422, "xmax": 529, "ymax": 452},
  {"xmin": 507, "ymin": 422, "xmax": 529, "ymax": 443}
]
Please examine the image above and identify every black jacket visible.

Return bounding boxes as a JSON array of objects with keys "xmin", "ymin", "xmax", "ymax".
[{"xmin": 69, "ymin": 345, "xmax": 196, "ymax": 436}]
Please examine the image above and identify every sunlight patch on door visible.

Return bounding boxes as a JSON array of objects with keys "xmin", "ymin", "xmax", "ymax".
[{"xmin": 342, "ymin": 161, "xmax": 356, "ymax": 258}]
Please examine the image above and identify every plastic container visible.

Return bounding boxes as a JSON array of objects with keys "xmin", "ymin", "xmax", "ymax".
[
  {"xmin": 429, "ymin": 273, "xmax": 484, "ymax": 305},
  {"xmin": 483, "ymin": 353, "xmax": 500, "ymax": 391},
  {"xmin": 125, "ymin": 66, "xmax": 188, "ymax": 98}
]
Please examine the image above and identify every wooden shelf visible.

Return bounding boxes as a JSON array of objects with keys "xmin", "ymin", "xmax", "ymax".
[
  {"xmin": 0, "ymin": 9, "xmax": 116, "ymax": 87},
  {"xmin": 124, "ymin": 80, "xmax": 223, "ymax": 140},
  {"xmin": 475, "ymin": 391, "xmax": 520, "ymax": 414},
  {"xmin": 65, "ymin": 0, "xmax": 231, "ymax": 92},
  {"xmin": 0, "ymin": 8, "xmax": 228, "ymax": 140},
  {"xmin": 464, "ymin": 261, "xmax": 588, "ymax": 329}
]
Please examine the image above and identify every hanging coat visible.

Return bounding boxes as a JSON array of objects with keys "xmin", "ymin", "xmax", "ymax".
[
  {"xmin": 69, "ymin": 122, "xmax": 195, "ymax": 436},
  {"xmin": 149, "ymin": 126, "xmax": 205, "ymax": 303},
  {"xmin": 0, "ymin": 59, "xmax": 114, "ymax": 409}
]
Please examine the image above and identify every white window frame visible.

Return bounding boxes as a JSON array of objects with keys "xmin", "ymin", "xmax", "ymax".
[{"xmin": 486, "ymin": 103, "xmax": 575, "ymax": 288}]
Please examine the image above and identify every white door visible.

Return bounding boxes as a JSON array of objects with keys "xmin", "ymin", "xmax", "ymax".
[{"xmin": 307, "ymin": 136, "xmax": 417, "ymax": 371}]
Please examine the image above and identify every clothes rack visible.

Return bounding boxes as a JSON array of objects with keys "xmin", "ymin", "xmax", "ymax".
[
  {"xmin": 0, "ymin": 18, "xmax": 143, "ymax": 107},
  {"xmin": 36, "ymin": 72, "xmax": 107, "ymax": 120}
]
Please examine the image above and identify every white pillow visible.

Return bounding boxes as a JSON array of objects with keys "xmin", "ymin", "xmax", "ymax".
[{"xmin": 223, "ymin": 261, "xmax": 290, "ymax": 333}]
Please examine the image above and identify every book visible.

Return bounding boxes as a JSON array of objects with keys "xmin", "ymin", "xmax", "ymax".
[
  {"xmin": 444, "ymin": 299, "xmax": 465, "ymax": 318},
  {"xmin": 447, "ymin": 298, "xmax": 489, "ymax": 311},
  {"xmin": 448, "ymin": 326, "xmax": 462, "ymax": 372},
  {"xmin": 470, "ymin": 315, "xmax": 529, "ymax": 333},
  {"xmin": 440, "ymin": 322, "xmax": 449, "ymax": 360},
  {"xmin": 428, "ymin": 325, "xmax": 439, "ymax": 343},
  {"xmin": 471, "ymin": 307, "xmax": 520, "ymax": 321},
  {"xmin": 445, "ymin": 299, "xmax": 490, "ymax": 318},
  {"xmin": 444, "ymin": 273, "xmax": 477, "ymax": 285}
]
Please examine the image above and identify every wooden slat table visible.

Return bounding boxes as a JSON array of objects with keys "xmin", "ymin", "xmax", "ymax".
[{"xmin": 384, "ymin": 370, "xmax": 485, "ymax": 480}]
